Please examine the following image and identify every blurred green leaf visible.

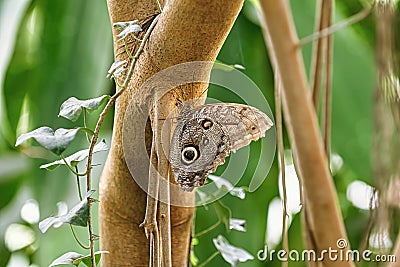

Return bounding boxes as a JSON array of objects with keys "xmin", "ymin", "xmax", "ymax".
[
  {"xmin": 58, "ymin": 95, "xmax": 110, "ymax": 122},
  {"xmin": 0, "ymin": 153, "xmax": 28, "ymax": 209},
  {"xmin": 40, "ymin": 140, "xmax": 108, "ymax": 170},
  {"xmin": 0, "ymin": 176, "xmax": 23, "ymax": 210},
  {"xmin": 0, "ymin": 239, "xmax": 11, "ymax": 267},
  {"xmin": 39, "ymin": 190, "xmax": 94, "ymax": 233},
  {"xmin": 1, "ymin": 0, "xmax": 112, "ymax": 266}
]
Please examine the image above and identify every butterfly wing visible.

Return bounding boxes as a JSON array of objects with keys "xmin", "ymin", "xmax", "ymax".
[
  {"xmin": 194, "ymin": 103, "xmax": 273, "ymax": 151},
  {"xmin": 169, "ymin": 103, "xmax": 273, "ymax": 191}
]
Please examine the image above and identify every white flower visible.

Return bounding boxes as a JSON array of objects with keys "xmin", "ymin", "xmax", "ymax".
[
  {"xmin": 229, "ymin": 218, "xmax": 246, "ymax": 232},
  {"xmin": 107, "ymin": 60, "xmax": 127, "ymax": 79},
  {"xmin": 213, "ymin": 235, "xmax": 254, "ymax": 266},
  {"xmin": 117, "ymin": 24, "xmax": 142, "ymax": 39},
  {"xmin": 208, "ymin": 175, "xmax": 246, "ymax": 199}
]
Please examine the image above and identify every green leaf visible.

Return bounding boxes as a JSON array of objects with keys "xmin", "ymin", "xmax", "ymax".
[
  {"xmin": 49, "ymin": 252, "xmax": 83, "ymax": 266},
  {"xmin": 76, "ymin": 251, "xmax": 109, "ymax": 267},
  {"xmin": 213, "ymin": 201, "xmax": 231, "ymax": 231},
  {"xmin": 15, "ymin": 127, "xmax": 80, "ymax": 155},
  {"xmin": 40, "ymin": 140, "xmax": 108, "ymax": 170},
  {"xmin": 39, "ymin": 190, "xmax": 95, "ymax": 233},
  {"xmin": 58, "ymin": 95, "xmax": 110, "ymax": 122}
]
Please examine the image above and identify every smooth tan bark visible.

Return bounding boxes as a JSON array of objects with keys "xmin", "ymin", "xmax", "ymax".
[
  {"xmin": 260, "ymin": 1, "xmax": 353, "ymax": 266},
  {"xmin": 100, "ymin": 0, "xmax": 243, "ymax": 266}
]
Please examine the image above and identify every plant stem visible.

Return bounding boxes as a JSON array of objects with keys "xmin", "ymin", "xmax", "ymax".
[
  {"xmin": 124, "ymin": 39, "xmax": 134, "ymax": 59},
  {"xmin": 198, "ymin": 251, "xmax": 220, "ymax": 267},
  {"xmin": 275, "ymin": 76, "xmax": 289, "ymax": 267},
  {"xmin": 83, "ymin": 109, "xmax": 91, "ymax": 144},
  {"xmin": 298, "ymin": 4, "xmax": 373, "ymax": 46},
  {"xmin": 84, "ymin": 14, "xmax": 160, "ymax": 267},
  {"xmin": 194, "ymin": 220, "xmax": 221, "ymax": 238},
  {"xmin": 156, "ymin": 0, "xmax": 163, "ymax": 13},
  {"xmin": 60, "ymin": 155, "xmax": 87, "ymax": 176},
  {"xmin": 75, "ymin": 166, "xmax": 83, "ymax": 201},
  {"xmin": 260, "ymin": 1, "xmax": 353, "ymax": 266},
  {"xmin": 69, "ymin": 224, "xmax": 90, "ymax": 249}
]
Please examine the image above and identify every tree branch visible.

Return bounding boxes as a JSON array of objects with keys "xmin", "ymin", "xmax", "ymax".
[{"xmin": 259, "ymin": 1, "xmax": 353, "ymax": 266}]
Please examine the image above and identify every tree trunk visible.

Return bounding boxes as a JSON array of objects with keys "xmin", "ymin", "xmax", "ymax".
[{"xmin": 99, "ymin": 0, "xmax": 243, "ymax": 265}]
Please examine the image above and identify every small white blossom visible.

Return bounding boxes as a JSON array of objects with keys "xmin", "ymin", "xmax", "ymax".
[
  {"xmin": 113, "ymin": 20, "xmax": 138, "ymax": 30},
  {"xmin": 229, "ymin": 218, "xmax": 246, "ymax": 232},
  {"xmin": 208, "ymin": 175, "xmax": 246, "ymax": 199},
  {"xmin": 117, "ymin": 24, "xmax": 142, "ymax": 39},
  {"xmin": 213, "ymin": 235, "xmax": 254, "ymax": 266},
  {"xmin": 107, "ymin": 60, "xmax": 127, "ymax": 79}
]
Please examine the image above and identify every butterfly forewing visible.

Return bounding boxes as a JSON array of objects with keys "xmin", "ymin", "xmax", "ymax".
[{"xmin": 169, "ymin": 103, "xmax": 273, "ymax": 191}]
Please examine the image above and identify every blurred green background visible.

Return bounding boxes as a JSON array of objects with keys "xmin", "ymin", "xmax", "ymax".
[{"xmin": 0, "ymin": 0, "xmax": 387, "ymax": 266}]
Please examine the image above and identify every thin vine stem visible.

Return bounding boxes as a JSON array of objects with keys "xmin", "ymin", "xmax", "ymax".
[
  {"xmin": 156, "ymin": 0, "xmax": 163, "ymax": 13},
  {"xmin": 84, "ymin": 14, "xmax": 160, "ymax": 267},
  {"xmin": 124, "ymin": 38, "xmax": 134, "ymax": 59},
  {"xmin": 131, "ymin": 33, "xmax": 143, "ymax": 42},
  {"xmin": 275, "ymin": 76, "xmax": 289, "ymax": 267},
  {"xmin": 194, "ymin": 220, "xmax": 221, "ymax": 238},
  {"xmin": 60, "ymin": 155, "xmax": 87, "ymax": 176},
  {"xmin": 298, "ymin": 3, "xmax": 373, "ymax": 46},
  {"xmin": 69, "ymin": 224, "xmax": 90, "ymax": 249},
  {"xmin": 198, "ymin": 251, "xmax": 220, "ymax": 267},
  {"xmin": 83, "ymin": 109, "xmax": 91, "ymax": 143},
  {"xmin": 75, "ymin": 166, "xmax": 83, "ymax": 201}
]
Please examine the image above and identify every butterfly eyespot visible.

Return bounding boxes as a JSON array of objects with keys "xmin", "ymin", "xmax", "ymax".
[
  {"xmin": 201, "ymin": 119, "xmax": 213, "ymax": 130},
  {"xmin": 181, "ymin": 146, "xmax": 199, "ymax": 164}
]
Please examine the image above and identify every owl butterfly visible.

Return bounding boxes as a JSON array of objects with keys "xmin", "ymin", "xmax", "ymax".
[{"xmin": 169, "ymin": 103, "xmax": 273, "ymax": 191}]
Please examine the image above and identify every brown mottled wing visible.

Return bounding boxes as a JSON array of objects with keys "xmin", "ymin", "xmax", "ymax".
[
  {"xmin": 169, "ymin": 103, "xmax": 273, "ymax": 191},
  {"xmin": 192, "ymin": 103, "xmax": 273, "ymax": 150}
]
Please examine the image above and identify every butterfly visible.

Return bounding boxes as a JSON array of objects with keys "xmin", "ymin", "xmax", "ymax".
[{"xmin": 169, "ymin": 103, "xmax": 273, "ymax": 191}]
